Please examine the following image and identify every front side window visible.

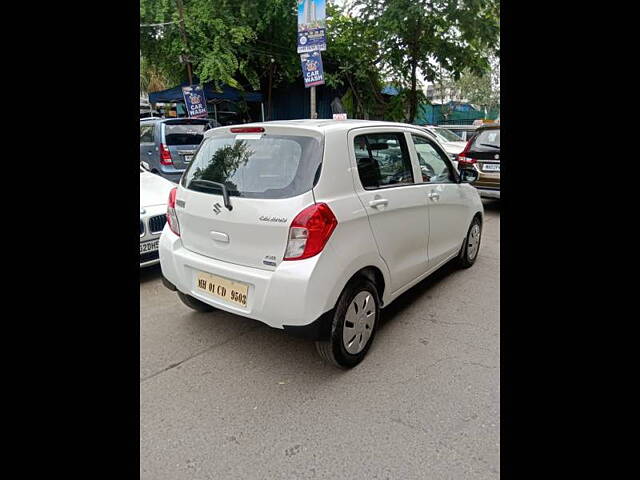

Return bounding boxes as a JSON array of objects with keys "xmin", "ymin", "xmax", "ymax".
[
  {"xmin": 354, "ymin": 132, "xmax": 414, "ymax": 189},
  {"xmin": 182, "ymin": 133, "xmax": 323, "ymax": 199},
  {"xmin": 411, "ymin": 135, "xmax": 454, "ymax": 184}
]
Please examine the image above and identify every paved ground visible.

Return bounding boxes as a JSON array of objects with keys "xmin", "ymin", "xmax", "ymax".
[{"xmin": 140, "ymin": 199, "xmax": 500, "ymax": 479}]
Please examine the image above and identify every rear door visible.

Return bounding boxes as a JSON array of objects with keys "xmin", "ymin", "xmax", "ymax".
[
  {"xmin": 139, "ymin": 122, "xmax": 156, "ymax": 167},
  {"xmin": 176, "ymin": 127, "xmax": 324, "ymax": 271},
  {"xmin": 348, "ymin": 128, "xmax": 429, "ymax": 293},
  {"xmin": 162, "ymin": 120, "xmax": 210, "ymax": 170}
]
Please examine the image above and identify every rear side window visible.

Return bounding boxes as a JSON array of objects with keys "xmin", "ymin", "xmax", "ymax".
[
  {"xmin": 182, "ymin": 133, "xmax": 323, "ymax": 199},
  {"xmin": 354, "ymin": 132, "xmax": 414, "ymax": 189},
  {"xmin": 140, "ymin": 124, "xmax": 154, "ymax": 143},
  {"xmin": 164, "ymin": 123, "xmax": 208, "ymax": 146},
  {"xmin": 471, "ymin": 129, "xmax": 500, "ymax": 152}
]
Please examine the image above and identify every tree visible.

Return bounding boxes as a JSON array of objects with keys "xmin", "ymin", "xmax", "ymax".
[
  {"xmin": 322, "ymin": 3, "xmax": 388, "ymax": 119},
  {"xmin": 354, "ymin": 0, "xmax": 500, "ymax": 123}
]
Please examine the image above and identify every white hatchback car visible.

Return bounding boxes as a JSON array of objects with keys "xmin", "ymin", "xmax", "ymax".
[
  {"xmin": 140, "ymin": 165, "xmax": 176, "ymax": 267},
  {"xmin": 159, "ymin": 120, "xmax": 483, "ymax": 368}
]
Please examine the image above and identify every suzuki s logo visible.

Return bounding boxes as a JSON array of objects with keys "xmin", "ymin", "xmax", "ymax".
[{"xmin": 212, "ymin": 203, "xmax": 222, "ymax": 215}]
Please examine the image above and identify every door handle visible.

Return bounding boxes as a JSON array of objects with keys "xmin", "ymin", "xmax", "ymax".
[
  {"xmin": 427, "ymin": 191, "xmax": 440, "ymax": 201},
  {"xmin": 368, "ymin": 198, "xmax": 389, "ymax": 208}
]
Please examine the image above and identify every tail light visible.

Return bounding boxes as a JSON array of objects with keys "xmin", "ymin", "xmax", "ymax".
[
  {"xmin": 456, "ymin": 137, "xmax": 476, "ymax": 165},
  {"xmin": 230, "ymin": 127, "xmax": 265, "ymax": 133},
  {"xmin": 160, "ymin": 143, "xmax": 173, "ymax": 166},
  {"xmin": 166, "ymin": 187, "xmax": 180, "ymax": 236},
  {"xmin": 283, "ymin": 203, "xmax": 338, "ymax": 261}
]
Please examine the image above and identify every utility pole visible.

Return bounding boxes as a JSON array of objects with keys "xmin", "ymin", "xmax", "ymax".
[
  {"xmin": 310, "ymin": 86, "xmax": 317, "ymax": 119},
  {"xmin": 176, "ymin": 0, "xmax": 193, "ymax": 86}
]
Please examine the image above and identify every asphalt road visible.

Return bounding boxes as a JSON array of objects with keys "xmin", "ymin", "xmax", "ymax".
[{"xmin": 140, "ymin": 199, "xmax": 500, "ymax": 479}]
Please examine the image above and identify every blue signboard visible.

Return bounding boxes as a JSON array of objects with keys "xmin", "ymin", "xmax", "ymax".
[
  {"xmin": 300, "ymin": 51, "xmax": 325, "ymax": 88},
  {"xmin": 181, "ymin": 85, "xmax": 208, "ymax": 118},
  {"xmin": 297, "ymin": 28, "xmax": 326, "ymax": 53}
]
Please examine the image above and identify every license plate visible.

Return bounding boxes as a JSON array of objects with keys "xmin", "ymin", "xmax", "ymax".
[
  {"xmin": 195, "ymin": 271, "xmax": 249, "ymax": 307},
  {"xmin": 184, "ymin": 155, "xmax": 193, "ymax": 163},
  {"xmin": 482, "ymin": 163, "xmax": 500, "ymax": 172},
  {"xmin": 140, "ymin": 239, "xmax": 159, "ymax": 254}
]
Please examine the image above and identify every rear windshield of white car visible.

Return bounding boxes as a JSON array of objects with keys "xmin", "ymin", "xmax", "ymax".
[
  {"xmin": 164, "ymin": 122, "xmax": 209, "ymax": 146},
  {"xmin": 470, "ymin": 129, "xmax": 500, "ymax": 152},
  {"xmin": 181, "ymin": 133, "xmax": 323, "ymax": 199}
]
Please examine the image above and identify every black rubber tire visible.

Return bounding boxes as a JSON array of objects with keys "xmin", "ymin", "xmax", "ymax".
[
  {"xmin": 315, "ymin": 278, "xmax": 380, "ymax": 369},
  {"xmin": 457, "ymin": 216, "xmax": 482, "ymax": 268},
  {"xmin": 177, "ymin": 291, "xmax": 215, "ymax": 312}
]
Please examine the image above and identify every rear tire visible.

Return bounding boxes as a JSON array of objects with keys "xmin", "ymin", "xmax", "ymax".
[
  {"xmin": 315, "ymin": 278, "xmax": 380, "ymax": 369},
  {"xmin": 177, "ymin": 292, "xmax": 215, "ymax": 312},
  {"xmin": 457, "ymin": 216, "xmax": 482, "ymax": 268}
]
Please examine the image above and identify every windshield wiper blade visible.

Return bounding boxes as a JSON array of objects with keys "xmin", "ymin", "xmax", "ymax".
[
  {"xmin": 479, "ymin": 143, "xmax": 500, "ymax": 149},
  {"xmin": 188, "ymin": 179, "xmax": 233, "ymax": 210}
]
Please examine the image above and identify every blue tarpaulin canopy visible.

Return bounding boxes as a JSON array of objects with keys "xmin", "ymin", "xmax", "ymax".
[{"xmin": 149, "ymin": 80, "xmax": 263, "ymax": 103}]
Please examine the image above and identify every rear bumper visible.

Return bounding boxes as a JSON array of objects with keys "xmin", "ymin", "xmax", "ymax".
[{"xmin": 159, "ymin": 229, "xmax": 334, "ymax": 331}]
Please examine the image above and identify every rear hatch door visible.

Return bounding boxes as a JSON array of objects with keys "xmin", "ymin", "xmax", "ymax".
[
  {"xmin": 176, "ymin": 126, "xmax": 324, "ymax": 271},
  {"xmin": 163, "ymin": 119, "xmax": 210, "ymax": 170},
  {"xmin": 469, "ymin": 128, "xmax": 500, "ymax": 189}
]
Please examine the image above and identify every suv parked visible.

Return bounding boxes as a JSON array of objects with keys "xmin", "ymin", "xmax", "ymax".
[
  {"xmin": 159, "ymin": 120, "xmax": 483, "ymax": 368},
  {"xmin": 457, "ymin": 124, "xmax": 500, "ymax": 199},
  {"xmin": 140, "ymin": 118, "xmax": 219, "ymax": 183}
]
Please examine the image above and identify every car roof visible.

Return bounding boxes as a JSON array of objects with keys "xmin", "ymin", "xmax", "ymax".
[{"xmin": 207, "ymin": 119, "xmax": 435, "ymax": 135}]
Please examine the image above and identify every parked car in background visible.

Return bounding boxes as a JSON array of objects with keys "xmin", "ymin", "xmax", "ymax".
[
  {"xmin": 457, "ymin": 123, "xmax": 500, "ymax": 199},
  {"xmin": 140, "ymin": 118, "xmax": 219, "ymax": 183},
  {"xmin": 140, "ymin": 164, "xmax": 177, "ymax": 267},
  {"xmin": 439, "ymin": 124, "xmax": 478, "ymax": 142},
  {"xmin": 419, "ymin": 125, "xmax": 468, "ymax": 169},
  {"xmin": 159, "ymin": 120, "xmax": 483, "ymax": 368}
]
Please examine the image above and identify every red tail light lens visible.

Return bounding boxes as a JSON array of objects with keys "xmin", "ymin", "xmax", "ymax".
[
  {"xmin": 160, "ymin": 143, "xmax": 173, "ymax": 166},
  {"xmin": 283, "ymin": 203, "xmax": 338, "ymax": 260},
  {"xmin": 166, "ymin": 187, "xmax": 180, "ymax": 236},
  {"xmin": 456, "ymin": 137, "xmax": 477, "ymax": 165},
  {"xmin": 230, "ymin": 127, "xmax": 265, "ymax": 133}
]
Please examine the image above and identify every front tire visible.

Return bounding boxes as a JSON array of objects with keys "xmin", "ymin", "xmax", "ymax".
[
  {"xmin": 315, "ymin": 279, "xmax": 380, "ymax": 369},
  {"xmin": 177, "ymin": 292, "xmax": 215, "ymax": 312},
  {"xmin": 457, "ymin": 216, "xmax": 482, "ymax": 268}
]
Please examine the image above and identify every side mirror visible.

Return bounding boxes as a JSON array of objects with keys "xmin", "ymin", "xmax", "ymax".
[{"xmin": 459, "ymin": 167, "xmax": 479, "ymax": 183}]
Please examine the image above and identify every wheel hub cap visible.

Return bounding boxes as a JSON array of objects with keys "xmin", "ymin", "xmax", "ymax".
[
  {"xmin": 467, "ymin": 224, "xmax": 481, "ymax": 261},
  {"xmin": 342, "ymin": 291, "xmax": 376, "ymax": 355}
]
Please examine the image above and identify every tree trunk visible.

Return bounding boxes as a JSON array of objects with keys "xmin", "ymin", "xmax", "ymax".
[{"xmin": 408, "ymin": 59, "xmax": 418, "ymax": 123}]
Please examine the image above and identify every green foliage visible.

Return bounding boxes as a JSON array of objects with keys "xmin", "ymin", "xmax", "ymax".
[{"xmin": 353, "ymin": 0, "xmax": 500, "ymax": 122}]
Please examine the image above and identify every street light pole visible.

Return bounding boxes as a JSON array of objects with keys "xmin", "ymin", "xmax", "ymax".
[{"xmin": 176, "ymin": 0, "xmax": 193, "ymax": 86}]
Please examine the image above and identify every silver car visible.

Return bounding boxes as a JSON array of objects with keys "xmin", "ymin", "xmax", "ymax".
[{"xmin": 139, "ymin": 118, "xmax": 218, "ymax": 183}]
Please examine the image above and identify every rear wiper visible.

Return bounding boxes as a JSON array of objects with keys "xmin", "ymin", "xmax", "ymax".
[
  {"xmin": 479, "ymin": 143, "xmax": 500, "ymax": 149},
  {"xmin": 188, "ymin": 179, "xmax": 233, "ymax": 211}
]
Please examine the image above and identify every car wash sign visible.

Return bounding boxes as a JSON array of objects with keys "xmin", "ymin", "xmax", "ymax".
[
  {"xmin": 297, "ymin": 0, "xmax": 326, "ymax": 53},
  {"xmin": 181, "ymin": 84, "xmax": 208, "ymax": 118},
  {"xmin": 300, "ymin": 51, "xmax": 325, "ymax": 88}
]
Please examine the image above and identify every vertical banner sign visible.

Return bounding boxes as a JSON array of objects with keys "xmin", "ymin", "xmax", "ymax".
[
  {"xmin": 181, "ymin": 85, "xmax": 208, "ymax": 118},
  {"xmin": 297, "ymin": 0, "xmax": 327, "ymax": 53},
  {"xmin": 300, "ymin": 51, "xmax": 325, "ymax": 88}
]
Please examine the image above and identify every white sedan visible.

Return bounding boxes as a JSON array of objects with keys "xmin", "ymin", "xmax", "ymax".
[
  {"xmin": 140, "ymin": 165, "xmax": 176, "ymax": 267},
  {"xmin": 420, "ymin": 125, "xmax": 469, "ymax": 169}
]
